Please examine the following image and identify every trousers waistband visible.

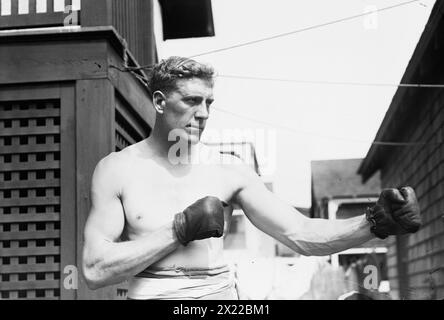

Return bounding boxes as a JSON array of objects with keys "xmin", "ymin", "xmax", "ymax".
[
  {"xmin": 136, "ymin": 264, "xmax": 231, "ymax": 279},
  {"xmin": 128, "ymin": 265, "xmax": 234, "ymax": 299}
]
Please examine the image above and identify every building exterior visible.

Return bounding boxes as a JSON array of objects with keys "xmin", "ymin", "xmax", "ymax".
[
  {"xmin": 358, "ymin": 1, "xmax": 444, "ymax": 300},
  {"xmin": 311, "ymin": 159, "xmax": 390, "ymax": 294},
  {"xmin": 311, "ymin": 159, "xmax": 381, "ymax": 220},
  {"xmin": 0, "ymin": 0, "xmax": 157, "ymax": 300}
]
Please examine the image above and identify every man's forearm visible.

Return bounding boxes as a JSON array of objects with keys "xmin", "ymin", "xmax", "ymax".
[
  {"xmin": 282, "ymin": 215, "xmax": 375, "ymax": 256},
  {"xmin": 83, "ymin": 222, "xmax": 180, "ymax": 289}
]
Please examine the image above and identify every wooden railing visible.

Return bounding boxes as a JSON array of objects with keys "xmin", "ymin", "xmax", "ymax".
[
  {"xmin": 0, "ymin": 0, "xmax": 156, "ymax": 67},
  {"xmin": 111, "ymin": 0, "xmax": 156, "ymax": 67},
  {"xmin": 0, "ymin": 0, "xmax": 81, "ymax": 30}
]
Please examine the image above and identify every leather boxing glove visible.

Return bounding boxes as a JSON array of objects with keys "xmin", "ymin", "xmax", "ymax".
[
  {"xmin": 366, "ymin": 186, "xmax": 421, "ymax": 239},
  {"xmin": 173, "ymin": 196, "xmax": 225, "ymax": 246}
]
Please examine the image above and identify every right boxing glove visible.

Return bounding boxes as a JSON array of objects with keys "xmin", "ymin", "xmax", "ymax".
[{"xmin": 173, "ymin": 196, "xmax": 225, "ymax": 246}]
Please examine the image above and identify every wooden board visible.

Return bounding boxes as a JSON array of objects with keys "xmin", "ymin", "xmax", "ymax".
[
  {"xmin": 75, "ymin": 78, "xmax": 115, "ymax": 299},
  {"xmin": 0, "ymin": 41, "xmax": 107, "ymax": 84},
  {"xmin": 0, "ymin": 263, "xmax": 60, "ymax": 274},
  {"xmin": 2, "ymin": 246, "xmax": 60, "ymax": 257},
  {"xmin": 80, "ymin": 0, "xmax": 112, "ymax": 26},
  {"xmin": 1, "ymin": 280, "xmax": 59, "ymax": 291},
  {"xmin": 0, "ymin": 230, "xmax": 60, "ymax": 241},
  {"xmin": 107, "ymin": 45, "xmax": 155, "ymax": 129},
  {"xmin": 59, "ymin": 83, "xmax": 77, "ymax": 300},
  {"xmin": 0, "ymin": 213, "xmax": 59, "ymax": 223}
]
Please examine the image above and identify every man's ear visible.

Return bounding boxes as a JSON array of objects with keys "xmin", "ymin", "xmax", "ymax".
[{"xmin": 152, "ymin": 91, "xmax": 166, "ymax": 114}]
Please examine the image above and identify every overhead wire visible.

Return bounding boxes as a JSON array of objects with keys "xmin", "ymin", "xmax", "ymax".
[
  {"xmin": 189, "ymin": 0, "xmax": 422, "ymax": 58},
  {"xmin": 116, "ymin": 0, "xmax": 423, "ymax": 71},
  {"xmin": 108, "ymin": 0, "xmax": 441, "ymax": 146},
  {"xmin": 211, "ymin": 106, "xmax": 441, "ymax": 146},
  {"xmin": 216, "ymin": 74, "xmax": 444, "ymax": 89}
]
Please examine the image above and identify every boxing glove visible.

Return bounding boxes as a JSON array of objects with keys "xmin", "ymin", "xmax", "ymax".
[
  {"xmin": 366, "ymin": 186, "xmax": 421, "ymax": 239},
  {"xmin": 173, "ymin": 196, "xmax": 225, "ymax": 246}
]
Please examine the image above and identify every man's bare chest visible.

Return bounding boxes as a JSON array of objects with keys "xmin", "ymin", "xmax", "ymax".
[{"xmin": 120, "ymin": 161, "xmax": 236, "ymax": 235}]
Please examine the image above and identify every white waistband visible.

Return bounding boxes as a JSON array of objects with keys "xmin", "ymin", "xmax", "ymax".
[{"xmin": 127, "ymin": 266, "xmax": 235, "ymax": 300}]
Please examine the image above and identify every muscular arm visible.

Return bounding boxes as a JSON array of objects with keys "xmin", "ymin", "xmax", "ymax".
[
  {"xmin": 82, "ymin": 154, "xmax": 180, "ymax": 289},
  {"xmin": 232, "ymin": 163, "xmax": 374, "ymax": 256}
]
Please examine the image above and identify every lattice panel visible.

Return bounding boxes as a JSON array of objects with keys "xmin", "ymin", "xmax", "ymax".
[
  {"xmin": 115, "ymin": 115, "xmax": 134, "ymax": 152},
  {"xmin": 114, "ymin": 96, "xmax": 150, "ymax": 152},
  {"xmin": 0, "ymin": 99, "xmax": 61, "ymax": 300}
]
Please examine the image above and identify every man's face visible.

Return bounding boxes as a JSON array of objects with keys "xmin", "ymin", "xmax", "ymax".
[{"xmin": 162, "ymin": 77, "xmax": 214, "ymax": 144}]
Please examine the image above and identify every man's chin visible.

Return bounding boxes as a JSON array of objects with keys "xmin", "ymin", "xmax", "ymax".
[
  {"xmin": 184, "ymin": 128, "xmax": 203, "ymax": 145},
  {"xmin": 187, "ymin": 134, "xmax": 201, "ymax": 145},
  {"xmin": 176, "ymin": 132, "xmax": 201, "ymax": 145}
]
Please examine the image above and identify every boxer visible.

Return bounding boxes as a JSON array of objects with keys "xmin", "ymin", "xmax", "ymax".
[{"xmin": 81, "ymin": 56, "xmax": 421, "ymax": 299}]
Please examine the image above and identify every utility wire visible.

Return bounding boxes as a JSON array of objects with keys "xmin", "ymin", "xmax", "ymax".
[
  {"xmin": 109, "ymin": 0, "xmax": 440, "ymax": 147},
  {"xmin": 189, "ymin": 0, "xmax": 422, "ymax": 58},
  {"xmin": 110, "ymin": 65, "xmax": 444, "ymax": 89},
  {"xmin": 110, "ymin": 0, "xmax": 444, "ymax": 90},
  {"xmin": 212, "ymin": 106, "xmax": 438, "ymax": 146},
  {"xmin": 118, "ymin": 0, "xmax": 422, "ymax": 72},
  {"xmin": 217, "ymin": 74, "xmax": 444, "ymax": 88}
]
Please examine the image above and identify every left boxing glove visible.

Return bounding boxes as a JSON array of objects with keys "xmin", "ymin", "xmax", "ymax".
[
  {"xmin": 392, "ymin": 186, "xmax": 421, "ymax": 233},
  {"xmin": 173, "ymin": 196, "xmax": 225, "ymax": 246},
  {"xmin": 366, "ymin": 187, "xmax": 421, "ymax": 239}
]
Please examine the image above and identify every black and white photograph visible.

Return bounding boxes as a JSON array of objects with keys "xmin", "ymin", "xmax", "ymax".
[{"xmin": 0, "ymin": 0, "xmax": 443, "ymax": 304}]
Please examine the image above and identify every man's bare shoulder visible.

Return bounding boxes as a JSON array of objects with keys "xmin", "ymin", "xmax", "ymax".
[
  {"xmin": 92, "ymin": 145, "xmax": 139, "ymax": 190},
  {"xmin": 100, "ymin": 139, "xmax": 150, "ymax": 167},
  {"xmin": 96, "ymin": 149, "xmax": 132, "ymax": 173}
]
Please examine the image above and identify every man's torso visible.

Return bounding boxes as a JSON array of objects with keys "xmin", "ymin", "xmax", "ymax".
[{"xmin": 114, "ymin": 141, "xmax": 241, "ymax": 270}]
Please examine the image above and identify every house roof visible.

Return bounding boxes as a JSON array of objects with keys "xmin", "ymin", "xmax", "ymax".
[
  {"xmin": 312, "ymin": 158, "xmax": 380, "ymax": 201},
  {"xmin": 358, "ymin": 1, "xmax": 444, "ymax": 181}
]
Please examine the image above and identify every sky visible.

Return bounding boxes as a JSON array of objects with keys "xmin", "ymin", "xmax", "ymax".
[{"xmin": 153, "ymin": 0, "xmax": 436, "ymax": 208}]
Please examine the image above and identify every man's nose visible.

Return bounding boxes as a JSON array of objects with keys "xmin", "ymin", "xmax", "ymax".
[{"xmin": 195, "ymin": 103, "xmax": 209, "ymax": 120}]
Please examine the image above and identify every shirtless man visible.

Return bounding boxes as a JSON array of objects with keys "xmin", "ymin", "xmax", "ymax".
[{"xmin": 81, "ymin": 56, "xmax": 422, "ymax": 300}]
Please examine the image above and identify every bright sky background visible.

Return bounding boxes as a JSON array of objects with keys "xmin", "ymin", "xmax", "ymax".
[{"xmin": 153, "ymin": 0, "xmax": 436, "ymax": 208}]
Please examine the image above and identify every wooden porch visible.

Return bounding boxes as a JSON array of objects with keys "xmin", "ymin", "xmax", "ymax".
[{"xmin": 0, "ymin": 0, "xmax": 156, "ymax": 299}]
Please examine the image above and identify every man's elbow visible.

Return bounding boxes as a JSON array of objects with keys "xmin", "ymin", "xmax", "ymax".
[
  {"xmin": 82, "ymin": 264, "xmax": 106, "ymax": 290},
  {"xmin": 283, "ymin": 235, "xmax": 330, "ymax": 257},
  {"xmin": 280, "ymin": 237, "xmax": 314, "ymax": 257},
  {"xmin": 293, "ymin": 247, "xmax": 314, "ymax": 257},
  {"xmin": 84, "ymin": 277, "xmax": 102, "ymax": 291},
  {"xmin": 292, "ymin": 246, "xmax": 334, "ymax": 257}
]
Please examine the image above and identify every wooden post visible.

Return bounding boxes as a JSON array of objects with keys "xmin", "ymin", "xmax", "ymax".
[
  {"xmin": 75, "ymin": 78, "xmax": 115, "ymax": 299},
  {"xmin": 396, "ymin": 235, "xmax": 410, "ymax": 299},
  {"xmin": 60, "ymin": 83, "xmax": 77, "ymax": 300}
]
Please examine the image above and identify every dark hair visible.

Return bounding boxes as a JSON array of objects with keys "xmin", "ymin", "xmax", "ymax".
[{"xmin": 148, "ymin": 56, "xmax": 215, "ymax": 96}]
